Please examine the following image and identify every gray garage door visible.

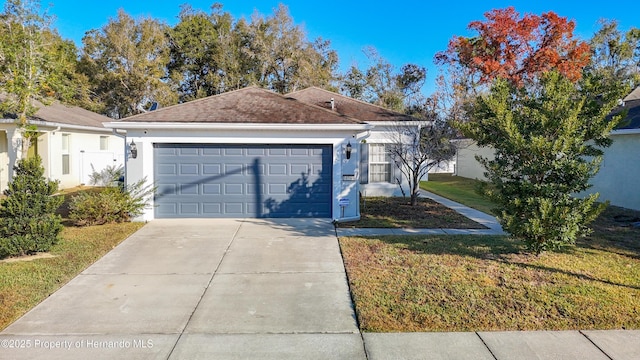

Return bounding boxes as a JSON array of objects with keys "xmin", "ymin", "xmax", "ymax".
[{"xmin": 154, "ymin": 144, "xmax": 332, "ymax": 218}]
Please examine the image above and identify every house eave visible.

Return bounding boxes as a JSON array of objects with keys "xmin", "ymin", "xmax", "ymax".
[
  {"xmin": 367, "ymin": 120, "xmax": 432, "ymax": 126},
  {"xmin": 0, "ymin": 118, "xmax": 112, "ymax": 133},
  {"xmin": 611, "ymin": 128, "xmax": 640, "ymax": 135},
  {"xmin": 103, "ymin": 122, "xmax": 374, "ymax": 132}
]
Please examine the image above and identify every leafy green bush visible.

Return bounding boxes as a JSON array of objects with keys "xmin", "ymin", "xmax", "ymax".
[
  {"xmin": 0, "ymin": 156, "xmax": 64, "ymax": 258},
  {"xmin": 88, "ymin": 164, "xmax": 124, "ymax": 187},
  {"xmin": 462, "ymin": 72, "xmax": 621, "ymax": 254},
  {"xmin": 69, "ymin": 179, "xmax": 154, "ymax": 226}
]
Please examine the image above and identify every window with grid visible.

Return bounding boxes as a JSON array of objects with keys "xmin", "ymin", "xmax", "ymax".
[
  {"xmin": 100, "ymin": 136, "xmax": 108, "ymax": 150},
  {"xmin": 369, "ymin": 144, "xmax": 391, "ymax": 183},
  {"xmin": 61, "ymin": 134, "xmax": 70, "ymax": 175}
]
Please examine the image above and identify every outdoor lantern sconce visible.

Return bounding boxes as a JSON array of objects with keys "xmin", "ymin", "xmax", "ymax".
[
  {"xmin": 345, "ymin": 141, "xmax": 352, "ymax": 160},
  {"xmin": 129, "ymin": 140, "xmax": 138, "ymax": 159}
]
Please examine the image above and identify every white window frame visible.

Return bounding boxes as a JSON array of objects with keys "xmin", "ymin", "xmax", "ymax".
[
  {"xmin": 61, "ymin": 134, "xmax": 70, "ymax": 175},
  {"xmin": 100, "ymin": 136, "xmax": 109, "ymax": 151},
  {"xmin": 369, "ymin": 143, "xmax": 391, "ymax": 183}
]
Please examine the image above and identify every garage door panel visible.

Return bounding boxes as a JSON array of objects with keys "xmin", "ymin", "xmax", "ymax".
[
  {"xmin": 290, "ymin": 148, "xmax": 311, "ymax": 156},
  {"xmin": 157, "ymin": 183, "xmax": 177, "ymax": 196},
  {"xmin": 202, "ymin": 147, "xmax": 221, "ymax": 156},
  {"xmin": 268, "ymin": 148, "xmax": 287, "ymax": 156},
  {"xmin": 224, "ymin": 148, "xmax": 243, "ymax": 156},
  {"xmin": 203, "ymin": 184, "xmax": 221, "ymax": 195},
  {"xmin": 268, "ymin": 164, "xmax": 287, "ymax": 175},
  {"xmin": 179, "ymin": 163, "xmax": 199, "ymax": 175},
  {"xmin": 179, "ymin": 147, "xmax": 199, "ymax": 156},
  {"xmin": 157, "ymin": 164, "xmax": 178, "ymax": 175},
  {"xmin": 154, "ymin": 144, "xmax": 332, "ymax": 218},
  {"xmin": 178, "ymin": 202, "xmax": 199, "ymax": 214},
  {"xmin": 224, "ymin": 183, "xmax": 244, "ymax": 195},
  {"xmin": 203, "ymin": 203, "xmax": 222, "ymax": 214},
  {"xmin": 247, "ymin": 148, "xmax": 265, "ymax": 156},
  {"xmin": 203, "ymin": 164, "xmax": 221, "ymax": 175},
  {"xmin": 224, "ymin": 203, "xmax": 244, "ymax": 214},
  {"xmin": 290, "ymin": 164, "xmax": 310, "ymax": 174},
  {"xmin": 268, "ymin": 183, "xmax": 288, "ymax": 195},
  {"xmin": 180, "ymin": 183, "xmax": 199, "ymax": 195}
]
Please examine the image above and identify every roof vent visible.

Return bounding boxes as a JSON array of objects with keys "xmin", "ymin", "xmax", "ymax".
[{"xmin": 330, "ymin": 98, "xmax": 335, "ymax": 110}]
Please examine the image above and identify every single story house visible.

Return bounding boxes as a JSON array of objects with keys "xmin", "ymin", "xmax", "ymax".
[
  {"xmin": 288, "ymin": 87, "xmax": 453, "ymax": 197},
  {"xmin": 454, "ymin": 86, "xmax": 640, "ymax": 211},
  {"xmin": 0, "ymin": 96, "xmax": 125, "ymax": 190},
  {"xmin": 105, "ymin": 86, "xmax": 372, "ymax": 221}
]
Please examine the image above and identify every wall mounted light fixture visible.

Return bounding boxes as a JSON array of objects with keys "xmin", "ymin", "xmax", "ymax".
[
  {"xmin": 129, "ymin": 140, "xmax": 138, "ymax": 159},
  {"xmin": 345, "ymin": 141, "xmax": 352, "ymax": 160}
]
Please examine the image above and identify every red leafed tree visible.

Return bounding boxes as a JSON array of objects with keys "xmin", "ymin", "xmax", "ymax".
[{"xmin": 435, "ymin": 7, "xmax": 590, "ymax": 87}]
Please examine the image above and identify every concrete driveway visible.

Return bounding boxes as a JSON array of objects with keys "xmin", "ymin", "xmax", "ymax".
[{"xmin": 1, "ymin": 219, "xmax": 365, "ymax": 359}]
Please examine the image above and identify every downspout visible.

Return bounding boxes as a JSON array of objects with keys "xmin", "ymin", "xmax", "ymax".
[
  {"xmin": 48, "ymin": 127, "xmax": 60, "ymax": 180},
  {"xmin": 34, "ymin": 126, "xmax": 61, "ymax": 181}
]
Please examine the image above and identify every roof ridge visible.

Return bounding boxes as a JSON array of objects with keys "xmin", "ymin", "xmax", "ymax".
[
  {"xmin": 287, "ymin": 86, "xmax": 421, "ymax": 120},
  {"xmin": 121, "ymin": 85, "xmax": 269, "ymax": 121},
  {"xmin": 624, "ymin": 86, "xmax": 640, "ymax": 102}
]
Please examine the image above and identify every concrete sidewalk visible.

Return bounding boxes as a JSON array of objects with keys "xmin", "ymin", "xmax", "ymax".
[
  {"xmin": 1, "ymin": 217, "xmax": 639, "ymax": 359},
  {"xmin": 337, "ymin": 190, "xmax": 506, "ymax": 237}
]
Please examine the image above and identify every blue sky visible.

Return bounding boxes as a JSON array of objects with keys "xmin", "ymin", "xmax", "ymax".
[{"xmin": 5, "ymin": 0, "xmax": 640, "ymax": 94}]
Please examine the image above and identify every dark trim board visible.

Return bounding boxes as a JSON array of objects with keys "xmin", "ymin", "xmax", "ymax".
[{"xmin": 153, "ymin": 143, "xmax": 333, "ymax": 218}]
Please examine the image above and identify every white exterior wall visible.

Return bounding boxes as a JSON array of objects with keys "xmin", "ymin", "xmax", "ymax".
[
  {"xmin": 454, "ymin": 139, "xmax": 494, "ymax": 180},
  {"xmin": 454, "ymin": 133, "xmax": 640, "ymax": 211},
  {"xmin": 0, "ymin": 131, "xmax": 8, "ymax": 191},
  {"xmin": 38, "ymin": 130, "xmax": 125, "ymax": 189},
  {"xmin": 124, "ymin": 127, "xmax": 366, "ymax": 222},
  {"xmin": 588, "ymin": 131, "xmax": 640, "ymax": 211},
  {"xmin": 0, "ymin": 122, "xmax": 124, "ymax": 191}
]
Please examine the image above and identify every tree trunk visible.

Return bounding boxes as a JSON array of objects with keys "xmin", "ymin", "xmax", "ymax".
[{"xmin": 410, "ymin": 192, "xmax": 419, "ymax": 206}]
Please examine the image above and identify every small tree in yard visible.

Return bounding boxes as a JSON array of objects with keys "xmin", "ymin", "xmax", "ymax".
[
  {"xmin": 387, "ymin": 119, "xmax": 457, "ymax": 206},
  {"xmin": 0, "ymin": 156, "xmax": 63, "ymax": 258},
  {"xmin": 461, "ymin": 71, "xmax": 623, "ymax": 253}
]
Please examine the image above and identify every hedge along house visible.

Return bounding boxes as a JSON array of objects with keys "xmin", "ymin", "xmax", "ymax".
[
  {"xmin": 288, "ymin": 87, "xmax": 439, "ymax": 197},
  {"xmin": 454, "ymin": 86, "xmax": 640, "ymax": 211},
  {"xmin": 0, "ymin": 95, "xmax": 125, "ymax": 191},
  {"xmin": 105, "ymin": 87, "xmax": 372, "ymax": 221}
]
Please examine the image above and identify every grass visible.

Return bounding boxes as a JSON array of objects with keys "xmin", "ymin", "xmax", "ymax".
[
  {"xmin": 0, "ymin": 187, "xmax": 144, "ymax": 330},
  {"xmin": 421, "ymin": 173, "xmax": 495, "ymax": 214},
  {"xmin": 339, "ymin": 205, "xmax": 640, "ymax": 332},
  {"xmin": 339, "ymin": 197, "xmax": 486, "ymax": 229}
]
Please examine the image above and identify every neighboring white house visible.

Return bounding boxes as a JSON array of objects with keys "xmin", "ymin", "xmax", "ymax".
[
  {"xmin": 288, "ymin": 87, "xmax": 454, "ymax": 197},
  {"xmin": 0, "ymin": 97, "xmax": 125, "ymax": 190},
  {"xmin": 454, "ymin": 87, "xmax": 640, "ymax": 211},
  {"xmin": 105, "ymin": 87, "xmax": 372, "ymax": 222}
]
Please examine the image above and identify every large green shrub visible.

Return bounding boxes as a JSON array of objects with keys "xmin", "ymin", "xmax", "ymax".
[
  {"xmin": 0, "ymin": 156, "xmax": 64, "ymax": 258},
  {"xmin": 69, "ymin": 179, "xmax": 154, "ymax": 226},
  {"xmin": 461, "ymin": 72, "xmax": 623, "ymax": 254}
]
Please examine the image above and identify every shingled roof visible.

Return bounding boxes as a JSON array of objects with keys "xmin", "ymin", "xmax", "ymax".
[
  {"xmin": 118, "ymin": 86, "xmax": 364, "ymax": 125},
  {"xmin": 0, "ymin": 94, "xmax": 111, "ymax": 129},
  {"xmin": 287, "ymin": 86, "xmax": 418, "ymax": 122},
  {"xmin": 609, "ymin": 86, "xmax": 640, "ymax": 130}
]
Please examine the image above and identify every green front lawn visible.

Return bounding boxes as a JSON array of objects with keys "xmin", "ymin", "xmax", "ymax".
[
  {"xmin": 0, "ymin": 187, "xmax": 144, "ymax": 330},
  {"xmin": 340, "ymin": 205, "xmax": 640, "ymax": 332},
  {"xmin": 421, "ymin": 173, "xmax": 495, "ymax": 214},
  {"xmin": 339, "ymin": 196, "xmax": 486, "ymax": 229}
]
